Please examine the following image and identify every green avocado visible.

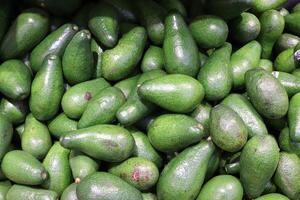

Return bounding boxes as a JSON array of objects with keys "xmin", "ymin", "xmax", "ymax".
[
  {"xmin": 288, "ymin": 92, "xmax": 300, "ymax": 142},
  {"xmin": 210, "ymin": 104, "xmax": 248, "ymax": 152},
  {"xmin": 29, "ymin": 54, "xmax": 64, "ymax": 121},
  {"xmin": 164, "ymin": 11, "xmax": 199, "ymax": 77},
  {"xmin": 114, "ymin": 75, "xmax": 140, "ymax": 99},
  {"xmin": 48, "ymin": 113, "xmax": 78, "ymax": 139},
  {"xmin": 60, "ymin": 125, "xmax": 134, "ymax": 162},
  {"xmin": 76, "ymin": 172, "xmax": 143, "ymax": 200},
  {"xmin": 240, "ymin": 135, "xmax": 280, "ymax": 198},
  {"xmin": 272, "ymin": 71, "xmax": 300, "ymax": 97},
  {"xmin": 0, "ymin": 8, "xmax": 49, "ymax": 59},
  {"xmin": 274, "ymin": 48, "xmax": 296, "ymax": 73},
  {"xmin": 141, "ymin": 46, "xmax": 164, "ymax": 72},
  {"xmin": 108, "ymin": 157, "xmax": 159, "ymax": 191},
  {"xmin": 138, "ymin": 74, "xmax": 204, "ymax": 113},
  {"xmin": 0, "ymin": 59, "xmax": 32, "ymax": 101},
  {"xmin": 245, "ymin": 69, "xmax": 289, "ymax": 119},
  {"xmin": 196, "ymin": 175, "xmax": 243, "ymax": 200},
  {"xmin": 274, "ymin": 152, "xmax": 300, "ymax": 199},
  {"xmin": 1, "ymin": 150, "xmax": 48, "ymax": 185},
  {"xmin": 21, "ymin": 114, "xmax": 52, "ymax": 159},
  {"xmin": 157, "ymin": 140, "xmax": 215, "ymax": 200},
  {"xmin": 148, "ymin": 114, "xmax": 205, "ymax": 152},
  {"xmin": 189, "ymin": 15, "xmax": 228, "ymax": 49},
  {"xmin": 198, "ymin": 43, "xmax": 232, "ymax": 101}
]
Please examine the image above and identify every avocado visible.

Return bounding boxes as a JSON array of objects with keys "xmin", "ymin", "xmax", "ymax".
[
  {"xmin": 62, "ymin": 30, "xmax": 94, "ymax": 85},
  {"xmin": 21, "ymin": 114, "xmax": 52, "ymax": 159},
  {"xmin": 30, "ymin": 23, "xmax": 78, "ymax": 72},
  {"xmin": 1, "ymin": 150, "xmax": 48, "ymax": 185},
  {"xmin": 288, "ymin": 92, "xmax": 300, "ymax": 142},
  {"xmin": 148, "ymin": 114, "xmax": 205, "ymax": 152},
  {"xmin": 189, "ymin": 15, "xmax": 228, "ymax": 49},
  {"xmin": 114, "ymin": 75, "xmax": 140, "ymax": 99},
  {"xmin": 164, "ymin": 11, "xmax": 199, "ymax": 77},
  {"xmin": 274, "ymin": 152, "xmax": 300, "ymax": 199},
  {"xmin": 76, "ymin": 172, "xmax": 143, "ymax": 200},
  {"xmin": 109, "ymin": 157, "xmax": 159, "ymax": 191},
  {"xmin": 240, "ymin": 135, "xmax": 280, "ymax": 198},
  {"xmin": 48, "ymin": 113, "xmax": 78, "ymax": 139},
  {"xmin": 30, "ymin": 54, "xmax": 64, "ymax": 121},
  {"xmin": 157, "ymin": 140, "xmax": 215, "ymax": 200},
  {"xmin": 210, "ymin": 104, "xmax": 248, "ymax": 152},
  {"xmin": 0, "ymin": 59, "xmax": 32, "ymax": 100},
  {"xmin": 42, "ymin": 142, "xmax": 71, "ymax": 195},
  {"xmin": 138, "ymin": 74, "xmax": 204, "ymax": 113},
  {"xmin": 245, "ymin": 69, "xmax": 289, "ymax": 119},
  {"xmin": 0, "ymin": 8, "xmax": 49, "ymax": 59},
  {"xmin": 258, "ymin": 59, "xmax": 274, "ymax": 72},
  {"xmin": 60, "ymin": 125, "xmax": 134, "ymax": 162},
  {"xmin": 274, "ymin": 48, "xmax": 296, "ymax": 72},
  {"xmin": 198, "ymin": 43, "xmax": 232, "ymax": 101},
  {"xmin": 102, "ymin": 26, "xmax": 147, "ymax": 81},
  {"xmin": 141, "ymin": 46, "xmax": 164, "ymax": 72},
  {"xmin": 196, "ymin": 175, "xmax": 243, "ymax": 200}
]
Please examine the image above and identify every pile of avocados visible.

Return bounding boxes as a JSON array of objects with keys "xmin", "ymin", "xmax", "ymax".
[{"xmin": 1, "ymin": 0, "xmax": 300, "ymax": 199}]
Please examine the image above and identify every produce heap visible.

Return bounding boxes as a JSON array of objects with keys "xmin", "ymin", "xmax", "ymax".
[{"xmin": 0, "ymin": 0, "xmax": 300, "ymax": 199}]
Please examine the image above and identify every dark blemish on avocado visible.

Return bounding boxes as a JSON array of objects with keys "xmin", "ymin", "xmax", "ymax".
[{"xmin": 84, "ymin": 92, "xmax": 92, "ymax": 101}]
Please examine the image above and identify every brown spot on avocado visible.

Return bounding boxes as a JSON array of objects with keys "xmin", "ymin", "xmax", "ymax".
[
  {"xmin": 132, "ymin": 169, "xmax": 140, "ymax": 182},
  {"xmin": 84, "ymin": 92, "xmax": 92, "ymax": 101}
]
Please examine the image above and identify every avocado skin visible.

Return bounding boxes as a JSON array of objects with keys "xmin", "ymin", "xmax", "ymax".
[
  {"xmin": 222, "ymin": 94, "xmax": 268, "ymax": 138},
  {"xmin": 0, "ymin": 98, "xmax": 28, "ymax": 124},
  {"xmin": 0, "ymin": 8, "xmax": 49, "ymax": 60},
  {"xmin": 60, "ymin": 125, "xmax": 134, "ymax": 162},
  {"xmin": 141, "ymin": 46, "xmax": 164, "ymax": 72},
  {"xmin": 42, "ymin": 142, "xmax": 71, "ymax": 195},
  {"xmin": 138, "ymin": 74, "xmax": 204, "ymax": 113},
  {"xmin": 76, "ymin": 172, "xmax": 143, "ymax": 200},
  {"xmin": 1, "ymin": 150, "xmax": 48, "ymax": 185},
  {"xmin": 196, "ymin": 175, "xmax": 243, "ymax": 200},
  {"xmin": 204, "ymin": 0, "xmax": 253, "ymax": 20},
  {"xmin": 285, "ymin": 12, "xmax": 300, "ymax": 37},
  {"xmin": 88, "ymin": 2, "xmax": 119, "ymax": 48},
  {"xmin": 116, "ymin": 69, "xmax": 166, "ymax": 126},
  {"xmin": 48, "ymin": 113, "xmax": 78, "ymax": 139},
  {"xmin": 230, "ymin": 40, "xmax": 262, "ymax": 89},
  {"xmin": 21, "ymin": 114, "xmax": 52, "ymax": 159},
  {"xmin": 274, "ymin": 48, "xmax": 296, "ymax": 73},
  {"xmin": 274, "ymin": 33, "xmax": 300, "ymax": 55},
  {"xmin": 210, "ymin": 104, "xmax": 248, "ymax": 152},
  {"xmin": 189, "ymin": 15, "xmax": 228, "ymax": 49},
  {"xmin": 131, "ymin": 130, "xmax": 163, "ymax": 169},
  {"xmin": 240, "ymin": 135, "xmax": 280, "ymax": 198},
  {"xmin": 114, "ymin": 75, "xmax": 140, "ymax": 99},
  {"xmin": 245, "ymin": 69, "xmax": 289, "ymax": 119},
  {"xmin": 0, "ymin": 115, "xmax": 13, "ymax": 161},
  {"xmin": 257, "ymin": 10, "xmax": 285, "ymax": 59},
  {"xmin": 78, "ymin": 87, "xmax": 125, "ymax": 128},
  {"xmin": 136, "ymin": 0, "xmax": 166, "ymax": 45},
  {"xmin": 62, "ymin": 30, "xmax": 94, "ymax": 85},
  {"xmin": 108, "ymin": 157, "xmax": 159, "ymax": 191},
  {"xmin": 258, "ymin": 59, "xmax": 273, "ymax": 72},
  {"xmin": 30, "ymin": 23, "xmax": 78, "ymax": 72},
  {"xmin": 6, "ymin": 185, "xmax": 58, "ymax": 200},
  {"xmin": 164, "ymin": 11, "xmax": 199, "ymax": 77},
  {"xmin": 148, "ymin": 114, "xmax": 205, "ymax": 152},
  {"xmin": 29, "ymin": 54, "xmax": 64, "ymax": 121},
  {"xmin": 198, "ymin": 43, "xmax": 232, "ymax": 101},
  {"xmin": 272, "ymin": 71, "xmax": 300, "ymax": 97},
  {"xmin": 191, "ymin": 102, "xmax": 212, "ymax": 137},
  {"xmin": 0, "ymin": 181, "xmax": 11, "ymax": 200},
  {"xmin": 252, "ymin": 0, "xmax": 287, "ymax": 13},
  {"xmin": 157, "ymin": 140, "xmax": 215, "ymax": 200},
  {"xmin": 288, "ymin": 93, "xmax": 300, "ymax": 142},
  {"xmin": 61, "ymin": 183, "xmax": 78, "ymax": 200},
  {"xmin": 274, "ymin": 152, "xmax": 300, "ymax": 199},
  {"xmin": 229, "ymin": 12, "xmax": 261, "ymax": 44},
  {"xmin": 61, "ymin": 78, "xmax": 110, "ymax": 119},
  {"xmin": 279, "ymin": 127, "xmax": 300, "ymax": 157},
  {"xmin": 0, "ymin": 59, "xmax": 32, "ymax": 101},
  {"xmin": 256, "ymin": 193, "xmax": 290, "ymax": 200},
  {"xmin": 70, "ymin": 155, "xmax": 99, "ymax": 181},
  {"xmin": 142, "ymin": 193, "xmax": 157, "ymax": 200},
  {"xmin": 102, "ymin": 26, "xmax": 147, "ymax": 81}
]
